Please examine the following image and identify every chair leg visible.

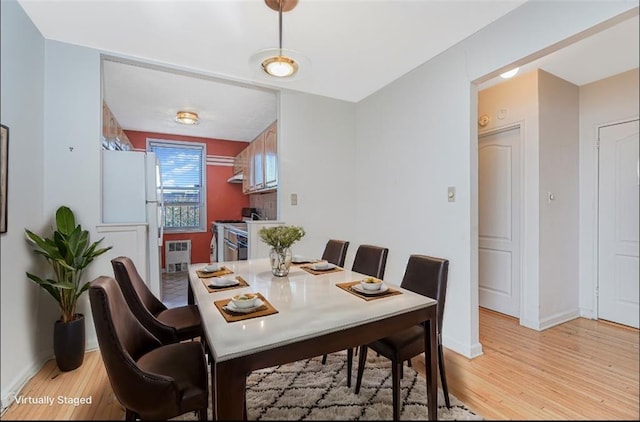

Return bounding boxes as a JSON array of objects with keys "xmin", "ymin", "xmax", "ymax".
[
  {"xmin": 125, "ymin": 409, "xmax": 137, "ymax": 421},
  {"xmin": 392, "ymin": 361, "xmax": 401, "ymax": 421},
  {"xmin": 407, "ymin": 358, "xmax": 412, "ymax": 368},
  {"xmin": 346, "ymin": 348, "xmax": 353, "ymax": 387},
  {"xmin": 321, "ymin": 354, "xmax": 328, "ymax": 364},
  {"xmin": 198, "ymin": 408, "xmax": 207, "ymax": 421},
  {"xmin": 438, "ymin": 343, "xmax": 451, "ymax": 409},
  {"xmin": 355, "ymin": 345, "xmax": 368, "ymax": 394}
]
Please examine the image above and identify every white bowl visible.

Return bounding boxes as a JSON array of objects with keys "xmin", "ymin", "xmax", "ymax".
[
  {"xmin": 360, "ymin": 277, "xmax": 382, "ymax": 291},
  {"xmin": 231, "ymin": 293, "xmax": 259, "ymax": 309},
  {"xmin": 312, "ymin": 261, "xmax": 330, "ymax": 270},
  {"xmin": 203, "ymin": 264, "xmax": 220, "ymax": 272}
]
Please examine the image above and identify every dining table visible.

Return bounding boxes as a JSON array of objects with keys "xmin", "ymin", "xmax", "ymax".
[{"xmin": 187, "ymin": 258, "xmax": 439, "ymax": 420}]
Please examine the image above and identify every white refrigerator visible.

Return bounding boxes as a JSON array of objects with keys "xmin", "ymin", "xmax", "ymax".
[{"xmin": 102, "ymin": 150, "xmax": 164, "ymax": 297}]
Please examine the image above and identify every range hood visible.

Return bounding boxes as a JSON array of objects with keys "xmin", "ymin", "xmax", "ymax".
[{"xmin": 227, "ymin": 173, "xmax": 244, "ymax": 184}]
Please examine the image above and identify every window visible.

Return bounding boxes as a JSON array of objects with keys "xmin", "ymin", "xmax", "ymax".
[{"xmin": 147, "ymin": 139, "xmax": 206, "ymax": 232}]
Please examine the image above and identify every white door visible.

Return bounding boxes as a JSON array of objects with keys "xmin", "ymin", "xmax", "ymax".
[
  {"xmin": 478, "ymin": 125, "xmax": 521, "ymax": 317},
  {"xmin": 598, "ymin": 119, "xmax": 639, "ymax": 329}
]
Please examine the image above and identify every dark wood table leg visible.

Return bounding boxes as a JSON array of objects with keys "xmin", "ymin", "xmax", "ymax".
[
  {"xmin": 216, "ymin": 361, "xmax": 246, "ymax": 420},
  {"xmin": 424, "ymin": 316, "xmax": 438, "ymax": 420}
]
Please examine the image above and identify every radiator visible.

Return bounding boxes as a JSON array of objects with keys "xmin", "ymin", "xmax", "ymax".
[{"xmin": 165, "ymin": 240, "xmax": 191, "ymax": 273}]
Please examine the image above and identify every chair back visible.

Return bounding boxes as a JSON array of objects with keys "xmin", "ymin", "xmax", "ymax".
[
  {"xmin": 351, "ymin": 244, "xmax": 389, "ymax": 279},
  {"xmin": 88, "ymin": 276, "xmax": 171, "ymax": 414},
  {"xmin": 112, "ymin": 256, "xmax": 166, "ymax": 314},
  {"xmin": 321, "ymin": 239, "xmax": 350, "ymax": 267},
  {"xmin": 400, "ymin": 254, "xmax": 449, "ymax": 333}
]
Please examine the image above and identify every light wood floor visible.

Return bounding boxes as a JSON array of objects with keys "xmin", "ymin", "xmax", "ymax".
[{"xmin": 2, "ymin": 308, "xmax": 638, "ymax": 420}]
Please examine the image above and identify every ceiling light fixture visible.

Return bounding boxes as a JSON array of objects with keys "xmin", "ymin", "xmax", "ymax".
[
  {"xmin": 500, "ymin": 67, "xmax": 520, "ymax": 79},
  {"xmin": 252, "ymin": 0, "xmax": 307, "ymax": 79},
  {"xmin": 175, "ymin": 111, "xmax": 199, "ymax": 125}
]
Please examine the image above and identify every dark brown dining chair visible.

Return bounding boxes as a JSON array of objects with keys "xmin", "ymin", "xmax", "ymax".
[
  {"xmin": 321, "ymin": 239, "xmax": 350, "ymax": 267},
  {"xmin": 111, "ymin": 256, "xmax": 202, "ymax": 345},
  {"xmin": 355, "ymin": 255, "xmax": 451, "ymax": 420},
  {"xmin": 89, "ymin": 276, "xmax": 209, "ymax": 421},
  {"xmin": 322, "ymin": 244, "xmax": 389, "ymax": 388}
]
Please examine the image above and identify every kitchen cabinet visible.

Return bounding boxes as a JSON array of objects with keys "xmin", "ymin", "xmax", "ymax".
[
  {"xmin": 263, "ymin": 122, "xmax": 278, "ymax": 188},
  {"xmin": 250, "ymin": 132, "xmax": 265, "ymax": 191},
  {"xmin": 240, "ymin": 120, "xmax": 277, "ymax": 194}
]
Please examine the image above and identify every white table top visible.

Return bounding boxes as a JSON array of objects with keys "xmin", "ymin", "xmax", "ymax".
[{"xmin": 188, "ymin": 259, "xmax": 436, "ymax": 363}]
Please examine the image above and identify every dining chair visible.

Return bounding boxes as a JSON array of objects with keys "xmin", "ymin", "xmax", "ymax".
[
  {"xmin": 322, "ymin": 244, "xmax": 389, "ymax": 388},
  {"xmin": 89, "ymin": 276, "xmax": 209, "ymax": 421},
  {"xmin": 111, "ymin": 256, "xmax": 202, "ymax": 345},
  {"xmin": 354, "ymin": 254, "xmax": 451, "ymax": 420},
  {"xmin": 321, "ymin": 239, "xmax": 350, "ymax": 267}
]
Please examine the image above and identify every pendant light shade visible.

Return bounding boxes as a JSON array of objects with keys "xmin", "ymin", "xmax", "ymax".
[{"xmin": 251, "ymin": 0, "xmax": 308, "ymax": 80}]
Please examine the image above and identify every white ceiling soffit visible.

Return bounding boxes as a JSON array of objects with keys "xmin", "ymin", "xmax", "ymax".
[
  {"xmin": 102, "ymin": 59, "xmax": 278, "ymax": 142},
  {"xmin": 18, "ymin": 0, "xmax": 526, "ymax": 103},
  {"xmin": 479, "ymin": 13, "xmax": 639, "ymax": 90}
]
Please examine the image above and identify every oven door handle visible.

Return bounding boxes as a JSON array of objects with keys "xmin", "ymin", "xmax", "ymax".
[{"xmin": 224, "ymin": 239, "xmax": 238, "ymax": 250}]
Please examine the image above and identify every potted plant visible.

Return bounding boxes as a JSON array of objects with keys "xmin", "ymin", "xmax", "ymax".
[
  {"xmin": 259, "ymin": 225, "xmax": 305, "ymax": 276},
  {"xmin": 25, "ymin": 205, "xmax": 112, "ymax": 371}
]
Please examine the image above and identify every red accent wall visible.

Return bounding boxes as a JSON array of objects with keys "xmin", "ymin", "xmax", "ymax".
[{"xmin": 125, "ymin": 130, "xmax": 249, "ymax": 266}]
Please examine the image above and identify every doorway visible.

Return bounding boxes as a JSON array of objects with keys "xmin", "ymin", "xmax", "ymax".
[
  {"xmin": 597, "ymin": 118, "xmax": 639, "ymax": 328},
  {"xmin": 478, "ymin": 125, "xmax": 522, "ymax": 318}
]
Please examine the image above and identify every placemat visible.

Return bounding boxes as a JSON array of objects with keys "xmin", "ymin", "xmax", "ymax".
[
  {"xmin": 200, "ymin": 275, "xmax": 249, "ymax": 293},
  {"xmin": 336, "ymin": 281, "xmax": 402, "ymax": 301},
  {"xmin": 300, "ymin": 265, "xmax": 344, "ymax": 275},
  {"xmin": 214, "ymin": 292, "xmax": 279, "ymax": 323},
  {"xmin": 196, "ymin": 266, "xmax": 234, "ymax": 278}
]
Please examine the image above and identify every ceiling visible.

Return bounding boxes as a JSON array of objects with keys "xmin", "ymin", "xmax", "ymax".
[{"xmin": 18, "ymin": 1, "xmax": 639, "ymax": 142}]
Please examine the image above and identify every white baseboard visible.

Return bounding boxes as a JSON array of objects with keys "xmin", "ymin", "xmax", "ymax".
[
  {"xmin": 443, "ymin": 334, "xmax": 484, "ymax": 359},
  {"xmin": 520, "ymin": 309, "xmax": 581, "ymax": 331}
]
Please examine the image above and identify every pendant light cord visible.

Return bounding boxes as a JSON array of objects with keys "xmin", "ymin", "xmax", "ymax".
[{"xmin": 278, "ymin": 0, "xmax": 283, "ymax": 55}]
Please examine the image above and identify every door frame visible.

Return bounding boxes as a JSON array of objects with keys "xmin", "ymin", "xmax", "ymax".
[
  {"xmin": 478, "ymin": 121, "xmax": 526, "ymax": 321},
  {"xmin": 594, "ymin": 117, "xmax": 640, "ymax": 321}
]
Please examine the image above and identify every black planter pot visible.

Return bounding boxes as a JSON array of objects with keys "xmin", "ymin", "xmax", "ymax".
[{"xmin": 54, "ymin": 313, "xmax": 85, "ymax": 372}]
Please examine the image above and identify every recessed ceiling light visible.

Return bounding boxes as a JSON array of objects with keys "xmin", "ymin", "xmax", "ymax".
[
  {"xmin": 500, "ymin": 67, "xmax": 519, "ymax": 79},
  {"xmin": 176, "ymin": 111, "xmax": 199, "ymax": 125}
]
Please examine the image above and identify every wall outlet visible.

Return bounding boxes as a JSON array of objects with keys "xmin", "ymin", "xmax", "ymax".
[{"xmin": 291, "ymin": 193, "xmax": 298, "ymax": 206}]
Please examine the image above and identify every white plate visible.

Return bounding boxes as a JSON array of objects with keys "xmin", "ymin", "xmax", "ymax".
[
  {"xmin": 201, "ymin": 264, "xmax": 221, "ymax": 273},
  {"xmin": 292, "ymin": 256, "xmax": 315, "ymax": 264},
  {"xmin": 208, "ymin": 277, "xmax": 239, "ymax": 288},
  {"xmin": 311, "ymin": 262, "xmax": 336, "ymax": 271},
  {"xmin": 351, "ymin": 283, "xmax": 389, "ymax": 295},
  {"xmin": 224, "ymin": 298, "xmax": 265, "ymax": 314}
]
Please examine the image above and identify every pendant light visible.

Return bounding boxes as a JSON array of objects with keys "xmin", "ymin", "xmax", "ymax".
[{"xmin": 250, "ymin": 0, "xmax": 309, "ymax": 80}]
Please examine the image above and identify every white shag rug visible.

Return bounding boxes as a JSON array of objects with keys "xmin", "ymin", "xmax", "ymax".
[{"xmin": 176, "ymin": 351, "xmax": 482, "ymax": 421}]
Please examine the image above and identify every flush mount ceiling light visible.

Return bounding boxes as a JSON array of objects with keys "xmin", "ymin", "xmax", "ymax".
[
  {"xmin": 250, "ymin": 0, "xmax": 309, "ymax": 80},
  {"xmin": 500, "ymin": 67, "xmax": 520, "ymax": 79},
  {"xmin": 175, "ymin": 111, "xmax": 199, "ymax": 125}
]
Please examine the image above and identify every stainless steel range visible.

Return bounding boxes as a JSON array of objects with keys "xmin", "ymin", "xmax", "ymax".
[{"xmin": 210, "ymin": 208, "xmax": 259, "ymax": 262}]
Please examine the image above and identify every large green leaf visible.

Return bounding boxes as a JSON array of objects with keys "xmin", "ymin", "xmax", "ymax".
[{"xmin": 55, "ymin": 206, "xmax": 76, "ymax": 236}]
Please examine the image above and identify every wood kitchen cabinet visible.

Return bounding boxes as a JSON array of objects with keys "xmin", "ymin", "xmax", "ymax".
[
  {"xmin": 240, "ymin": 120, "xmax": 277, "ymax": 194},
  {"xmin": 263, "ymin": 122, "xmax": 278, "ymax": 189}
]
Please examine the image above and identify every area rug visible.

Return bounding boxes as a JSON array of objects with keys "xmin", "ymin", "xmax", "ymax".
[{"xmin": 175, "ymin": 351, "xmax": 482, "ymax": 420}]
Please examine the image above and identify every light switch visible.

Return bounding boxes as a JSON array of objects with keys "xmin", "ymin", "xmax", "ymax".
[
  {"xmin": 448, "ymin": 187, "xmax": 456, "ymax": 202},
  {"xmin": 291, "ymin": 193, "xmax": 298, "ymax": 206}
]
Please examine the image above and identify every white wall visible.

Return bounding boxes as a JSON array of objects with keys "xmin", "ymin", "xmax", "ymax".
[
  {"xmin": 278, "ymin": 92, "xmax": 358, "ymax": 265},
  {"xmin": 0, "ymin": 0, "xmax": 56, "ymax": 408},
  {"xmin": 538, "ymin": 71, "xmax": 581, "ymax": 328},
  {"xmin": 354, "ymin": 1, "xmax": 637, "ymax": 358},
  {"xmin": 578, "ymin": 68, "xmax": 640, "ymax": 318}
]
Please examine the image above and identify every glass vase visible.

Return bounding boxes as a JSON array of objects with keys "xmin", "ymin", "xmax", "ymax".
[{"xmin": 270, "ymin": 247, "xmax": 292, "ymax": 277}]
